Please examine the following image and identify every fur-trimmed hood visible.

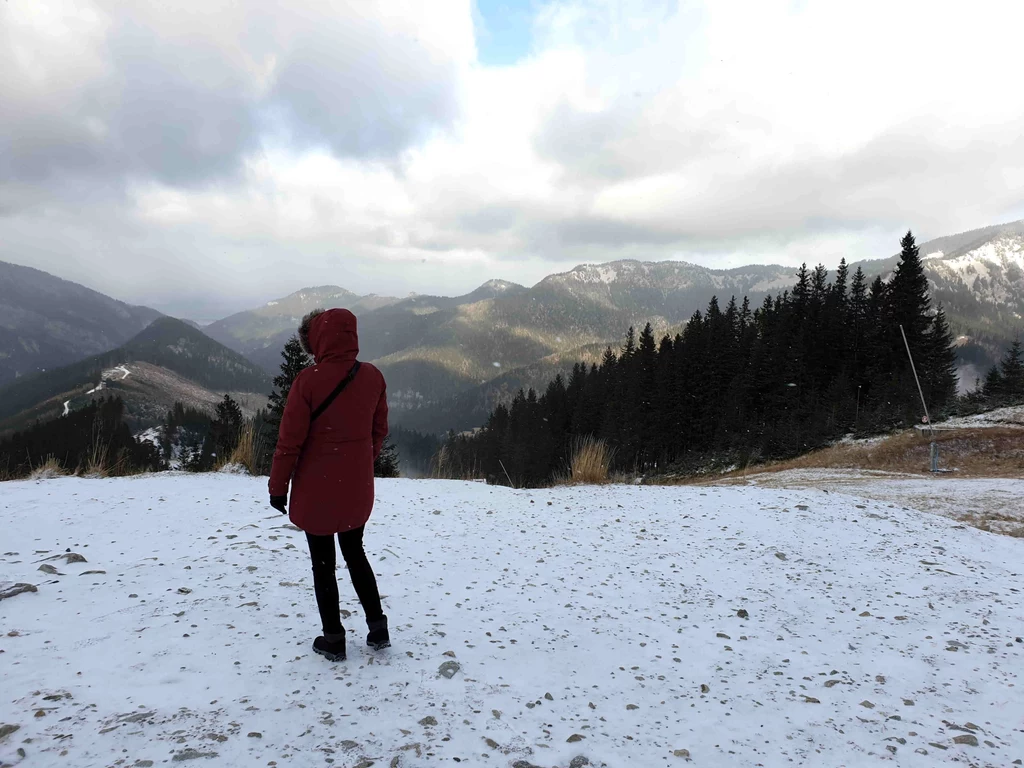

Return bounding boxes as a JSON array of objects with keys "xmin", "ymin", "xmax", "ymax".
[{"xmin": 299, "ymin": 308, "xmax": 359, "ymax": 364}]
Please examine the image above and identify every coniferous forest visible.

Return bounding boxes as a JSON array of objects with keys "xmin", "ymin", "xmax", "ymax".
[
  {"xmin": 0, "ymin": 397, "xmax": 162, "ymax": 478},
  {"xmin": 439, "ymin": 232, "xmax": 962, "ymax": 487}
]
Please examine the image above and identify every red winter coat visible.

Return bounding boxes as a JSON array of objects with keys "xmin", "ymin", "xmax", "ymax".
[{"xmin": 269, "ymin": 309, "xmax": 388, "ymax": 536}]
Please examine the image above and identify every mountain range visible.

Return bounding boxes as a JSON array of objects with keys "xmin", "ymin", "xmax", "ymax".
[
  {"xmin": 2, "ymin": 220, "xmax": 1022, "ymax": 435},
  {"xmin": 0, "ymin": 317, "xmax": 269, "ymax": 434},
  {"xmin": 0, "ymin": 260, "xmax": 162, "ymax": 387}
]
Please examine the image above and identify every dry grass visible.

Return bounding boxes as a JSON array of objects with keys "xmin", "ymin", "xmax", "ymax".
[
  {"xmin": 554, "ymin": 436, "xmax": 614, "ymax": 486},
  {"xmin": 80, "ymin": 431, "xmax": 111, "ymax": 478},
  {"xmin": 77, "ymin": 431, "xmax": 144, "ymax": 478},
  {"xmin": 703, "ymin": 427, "xmax": 1024, "ymax": 483},
  {"xmin": 431, "ymin": 444, "xmax": 484, "ymax": 481},
  {"xmin": 28, "ymin": 455, "xmax": 68, "ymax": 481},
  {"xmin": 960, "ymin": 511, "xmax": 1024, "ymax": 538},
  {"xmin": 227, "ymin": 419, "xmax": 267, "ymax": 475}
]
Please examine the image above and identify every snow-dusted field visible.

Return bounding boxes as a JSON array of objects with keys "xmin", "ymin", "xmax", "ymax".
[
  {"xmin": 718, "ymin": 469, "xmax": 1024, "ymax": 535},
  {"xmin": 2, "ymin": 475, "xmax": 1023, "ymax": 768}
]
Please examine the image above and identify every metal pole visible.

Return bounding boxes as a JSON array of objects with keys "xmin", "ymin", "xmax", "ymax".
[
  {"xmin": 498, "ymin": 459, "xmax": 515, "ymax": 489},
  {"xmin": 899, "ymin": 324, "xmax": 932, "ymax": 426},
  {"xmin": 900, "ymin": 324, "xmax": 938, "ymax": 471}
]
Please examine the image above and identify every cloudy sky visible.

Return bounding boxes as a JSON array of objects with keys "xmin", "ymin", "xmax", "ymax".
[{"xmin": 3, "ymin": 0, "xmax": 1024, "ymax": 318}]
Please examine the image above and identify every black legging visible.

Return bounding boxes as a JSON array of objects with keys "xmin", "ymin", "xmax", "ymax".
[{"xmin": 306, "ymin": 526, "xmax": 383, "ymax": 635}]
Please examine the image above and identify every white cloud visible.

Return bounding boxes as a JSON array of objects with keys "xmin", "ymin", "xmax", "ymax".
[{"xmin": 2, "ymin": 0, "xmax": 1024, "ymax": 316}]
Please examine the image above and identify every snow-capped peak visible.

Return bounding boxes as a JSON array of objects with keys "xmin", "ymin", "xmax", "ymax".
[
  {"xmin": 927, "ymin": 236, "xmax": 1024, "ymax": 306},
  {"xmin": 480, "ymin": 279, "xmax": 517, "ymax": 292}
]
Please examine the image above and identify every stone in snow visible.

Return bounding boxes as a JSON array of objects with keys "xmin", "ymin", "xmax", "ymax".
[
  {"xmin": 438, "ymin": 661, "xmax": 461, "ymax": 679},
  {"xmin": 172, "ymin": 749, "xmax": 219, "ymax": 761},
  {"xmin": 0, "ymin": 583, "xmax": 37, "ymax": 601}
]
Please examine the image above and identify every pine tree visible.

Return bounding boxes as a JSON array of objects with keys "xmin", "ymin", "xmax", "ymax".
[
  {"xmin": 833, "ymin": 258, "xmax": 849, "ymax": 308},
  {"xmin": 998, "ymin": 338, "xmax": 1024, "ymax": 400},
  {"xmin": 374, "ymin": 436, "xmax": 400, "ymax": 478},
  {"xmin": 888, "ymin": 230, "xmax": 932, "ymax": 348},
  {"xmin": 268, "ymin": 336, "xmax": 310, "ymax": 431},
  {"xmin": 211, "ymin": 395, "xmax": 243, "ymax": 462},
  {"xmin": 848, "ymin": 266, "xmax": 868, "ymax": 378},
  {"xmin": 983, "ymin": 365, "xmax": 1004, "ymax": 398},
  {"xmin": 922, "ymin": 305, "xmax": 958, "ymax": 408},
  {"xmin": 810, "ymin": 264, "xmax": 829, "ymax": 307},
  {"xmin": 792, "ymin": 264, "xmax": 811, "ymax": 316}
]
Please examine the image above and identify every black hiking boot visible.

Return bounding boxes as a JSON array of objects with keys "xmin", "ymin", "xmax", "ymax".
[
  {"xmin": 367, "ymin": 616, "xmax": 390, "ymax": 650},
  {"xmin": 313, "ymin": 631, "xmax": 346, "ymax": 662}
]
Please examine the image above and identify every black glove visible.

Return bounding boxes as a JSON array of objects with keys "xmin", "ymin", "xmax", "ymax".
[{"xmin": 270, "ymin": 495, "xmax": 288, "ymax": 514}]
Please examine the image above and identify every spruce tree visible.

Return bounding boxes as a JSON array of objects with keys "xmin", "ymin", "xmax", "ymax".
[
  {"xmin": 792, "ymin": 264, "xmax": 811, "ymax": 316},
  {"xmin": 888, "ymin": 230, "xmax": 931, "ymax": 347},
  {"xmin": 268, "ymin": 336, "xmax": 310, "ymax": 431},
  {"xmin": 211, "ymin": 395, "xmax": 244, "ymax": 462},
  {"xmin": 922, "ymin": 305, "xmax": 958, "ymax": 408},
  {"xmin": 848, "ymin": 266, "xmax": 868, "ymax": 377},
  {"xmin": 374, "ymin": 436, "xmax": 401, "ymax": 478},
  {"xmin": 983, "ymin": 365, "xmax": 1004, "ymax": 398},
  {"xmin": 810, "ymin": 264, "xmax": 829, "ymax": 307},
  {"xmin": 998, "ymin": 338, "xmax": 1024, "ymax": 400},
  {"xmin": 833, "ymin": 258, "xmax": 849, "ymax": 307}
]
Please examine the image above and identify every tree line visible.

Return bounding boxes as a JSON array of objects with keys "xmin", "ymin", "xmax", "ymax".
[
  {"xmin": 0, "ymin": 333, "xmax": 433, "ymax": 479},
  {"xmin": 0, "ymin": 397, "xmax": 162, "ymax": 478},
  {"xmin": 438, "ymin": 232, "xmax": 969, "ymax": 487}
]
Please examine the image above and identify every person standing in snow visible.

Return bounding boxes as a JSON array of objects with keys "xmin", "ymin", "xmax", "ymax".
[{"xmin": 268, "ymin": 308, "xmax": 390, "ymax": 662}]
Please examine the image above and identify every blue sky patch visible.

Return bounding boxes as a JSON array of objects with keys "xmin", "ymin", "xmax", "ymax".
[{"xmin": 474, "ymin": 0, "xmax": 536, "ymax": 66}]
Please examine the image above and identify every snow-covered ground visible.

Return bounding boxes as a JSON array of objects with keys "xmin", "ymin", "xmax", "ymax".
[
  {"xmin": 940, "ymin": 405, "xmax": 1024, "ymax": 429},
  {"xmin": 720, "ymin": 469, "xmax": 1024, "ymax": 534},
  {"xmin": 2, "ymin": 475, "xmax": 1023, "ymax": 768}
]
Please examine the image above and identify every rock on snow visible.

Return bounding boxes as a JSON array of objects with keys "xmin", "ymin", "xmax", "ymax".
[{"xmin": 1, "ymin": 475, "xmax": 1022, "ymax": 767}]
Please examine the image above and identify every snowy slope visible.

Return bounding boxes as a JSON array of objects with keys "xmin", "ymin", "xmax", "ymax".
[
  {"xmin": 1, "ymin": 476, "xmax": 1023, "ymax": 768},
  {"xmin": 719, "ymin": 469, "xmax": 1024, "ymax": 535},
  {"xmin": 928, "ymin": 236, "xmax": 1024, "ymax": 308}
]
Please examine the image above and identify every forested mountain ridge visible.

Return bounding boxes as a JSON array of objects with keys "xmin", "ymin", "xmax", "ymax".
[
  {"xmin": 220, "ymin": 222, "xmax": 1023, "ymax": 434},
  {"xmin": 0, "ymin": 260, "xmax": 162, "ymax": 386},
  {"xmin": 439, "ymin": 232, "xmax": 962, "ymax": 486},
  {"xmin": 0, "ymin": 318, "xmax": 269, "ymax": 433}
]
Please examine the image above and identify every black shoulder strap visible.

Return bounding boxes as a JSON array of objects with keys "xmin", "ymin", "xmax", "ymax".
[{"xmin": 310, "ymin": 362, "xmax": 362, "ymax": 423}]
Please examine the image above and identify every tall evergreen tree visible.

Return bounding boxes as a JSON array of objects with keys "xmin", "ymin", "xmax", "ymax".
[
  {"xmin": 792, "ymin": 264, "xmax": 811, "ymax": 315},
  {"xmin": 210, "ymin": 395, "xmax": 243, "ymax": 462},
  {"xmin": 998, "ymin": 338, "xmax": 1024, "ymax": 400},
  {"xmin": 922, "ymin": 305, "xmax": 958, "ymax": 406},
  {"xmin": 833, "ymin": 258, "xmax": 849, "ymax": 308},
  {"xmin": 888, "ymin": 230, "xmax": 932, "ymax": 348},
  {"xmin": 268, "ymin": 336, "xmax": 310, "ymax": 431},
  {"xmin": 983, "ymin": 365, "xmax": 1004, "ymax": 398}
]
